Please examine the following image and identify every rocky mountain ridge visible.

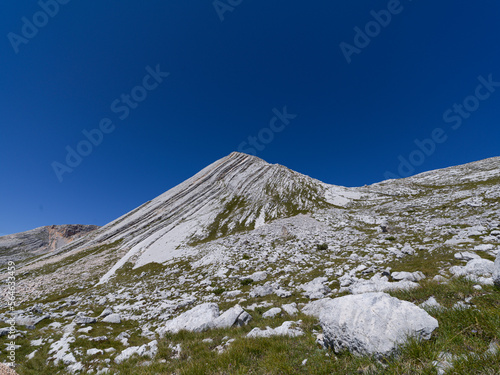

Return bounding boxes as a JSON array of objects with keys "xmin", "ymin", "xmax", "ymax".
[{"xmin": 0, "ymin": 224, "xmax": 99, "ymax": 266}]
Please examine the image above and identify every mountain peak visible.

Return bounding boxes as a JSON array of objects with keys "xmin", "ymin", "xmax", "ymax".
[{"xmin": 85, "ymin": 152, "xmax": 350, "ymax": 283}]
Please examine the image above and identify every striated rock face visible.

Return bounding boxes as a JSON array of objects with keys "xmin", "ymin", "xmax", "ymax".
[
  {"xmin": 91, "ymin": 152, "xmax": 359, "ymax": 284},
  {"xmin": 0, "ymin": 224, "xmax": 99, "ymax": 266}
]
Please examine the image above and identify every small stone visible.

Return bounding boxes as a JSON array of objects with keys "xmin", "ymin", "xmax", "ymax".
[
  {"xmin": 102, "ymin": 314, "xmax": 121, "ymax": 324},
  {"xmin": 87, "ymin": 348, "xmax": 103, "ymax": 356},
  {"xmin": 262, "ymin": 308, "xmax": 282, "ymax": 318}
]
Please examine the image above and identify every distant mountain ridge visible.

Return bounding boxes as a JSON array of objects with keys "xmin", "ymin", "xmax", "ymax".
[{"xmin": 0, "ymin": 224, "xmax": 99, "ymax": 266}]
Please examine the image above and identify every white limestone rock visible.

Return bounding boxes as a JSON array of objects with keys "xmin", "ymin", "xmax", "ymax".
[
  {"xmin": 262, "ymin": 308, "xmax": 282, "ymax": 318},
  {"xmin": 420, "ymin": 296, "xmax": 443, "ymax": 310},
  {"xmin": 114, "ymin": 340, "xmax": 158, "ymax": 364},
  {"xmin": 450, "ymin": 258, "xmax": 495, "ymax": 278},
  {"xmin": 158, "ymin": 303, "xmax": 251, "ymax": 336},
  {"xmin": 246, "ymin": 321, "xmax": 303, "ymax": 338},
  {"xmin": 74, "ymin": 313, "xmax": 97, "ymax": 325},
  {"xmin": 454, "ymin": 252, "xmax": 480, "ymax": 261},
  {"xmin": 347, "ymin": 274, "xmax": 419, "ymax": 295},
  {"xmin": 249, "ymin": 271, "xmax": 268, "ymax": 282},
  {"xmin": 249, "ymin": 284, "xmax": 274, "ymax": 298},
  {"xmin": 102, "ymin": 314, "xmax": 121, "ymax": 324},
  {"xmin": 401, "ymin": 243, "xmax": 415, "ymax": 255},
  {"xmin": 99, "ymin": 308, "xmax": 113, "ymax": 318},
  {"xmin": 299, "ymin": 277, "xmax": 331, "ymax": 299},
  {"xmin": 281, "ymin": 303, "xmax": 298, "ymax": 316},
  {"xmin": 160, "ymin": 303, "xmax": 219, "ymax": 334},
  {"xmin": 213, "ymin": 305, "xmax": 252, "ymax": 329},
  {"xmin": 391, "ymin": 271, "xmax": 425, "ymax": 282},
  {"xmin": 319, "ymin": 292, "xmax": 438, "ymax": 357},
  {"xmin": 87, "ymin": 348, "xmax": 103, "ymax": 356}
]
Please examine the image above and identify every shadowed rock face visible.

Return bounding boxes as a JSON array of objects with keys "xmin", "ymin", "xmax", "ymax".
[{"xmin": 0, "ymin": 224, "xmax": 99, "ymax": 266}]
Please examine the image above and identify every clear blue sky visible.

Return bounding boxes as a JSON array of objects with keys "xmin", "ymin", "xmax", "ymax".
[{"xmin": 1, "ymin": 1, "xmax": 499, "ymax": 235}]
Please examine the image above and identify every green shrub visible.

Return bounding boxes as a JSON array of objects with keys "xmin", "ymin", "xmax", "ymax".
[
  {"xmin": 240, "ymin": 278, "xmax": 253, "ymax": 286},
  {"xmin": 213, "ymin": 287, "xmax": 225, "ymax": 295}
]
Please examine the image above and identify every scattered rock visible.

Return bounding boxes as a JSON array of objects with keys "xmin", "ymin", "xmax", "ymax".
[
  {"xmin": 213, "ymin": 305, "xmax": 252, "ymax": 329},
  {"xmin": 299, "ymin": 277, "xmax": 331, "ymax": 299},
  {"xmin": 249, "ymin": 284, "xmax": 274, "ymax": 298},
  {"xmin": 281, "ymin": 303, "xmax": 298, "ymax": 316},
  {"xmin": 158, "ymin": 303, "xmax": 251, "ymax": 336},
  {"xmin": 74, "ymin": 313, "xmax": 97, "ymax": 325},
  {"xmin": 346, "ymin": 274, "xmax": 418, "ymax": 294},
  {"xmin": 262, "ymin": 308, "xmax": 281, "ymax": 318},
  {"xmin": 401, "ymin": 243, "xmax": 415, "ymax": 255},
  {"xmin": 247, "ymin": 321, "xmax": 303, "ymax": 338},
  {"xmin": 454, "ymin": 252, "xmax": 480, "ymax": 261},
  {"xmin": 99, "ymin": 308, "xmax": 113, "ymax": 318},
  {"xmin": 249, "ymin": 271, "xmax": 267, "ymax": 282},
  {"xmin": 102, "ymin": 314, "xmax": 121, "ymax": 324},
  {"xmin": 115, "ymin": 340, "xmax": 158, "ymax": 364},
  {"xmin": 419, "ymin": 296, "xmax": 443, "ymax": 310},
  {"xmin": 87, "ymin": 348, "xmax": 103, "ymax": 356},
  {"xmin": 391, "ymin": 271, "xmax": 425, "ymax": 282}
]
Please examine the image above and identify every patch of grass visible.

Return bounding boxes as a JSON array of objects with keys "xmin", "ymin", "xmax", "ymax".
[
  {"xmin": 240, "ymin": 278, "xmax": 253, "ymax": 286},
  {"xmin": 316, "ymin": 243, "xmax": 328, "ymax": 251},
  {"xmin": 213, "ymin": 287, "xmax": 225, "ymax": 296}
]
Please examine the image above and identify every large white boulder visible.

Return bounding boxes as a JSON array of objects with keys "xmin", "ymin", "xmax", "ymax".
[
  {"xmin": 161, "ymin": 303, "xmax": 220, "ymax": 334},
  {"xmin": 213, "ymin": 304, "xmax": 252, "ymax": 329},
  {"xmin": 319, "ymin": 292, "xmax": 438, "ymax": 357},
  {"xmin": 158, "ymin": 303, "xmax": 251, "ymax": 336}
]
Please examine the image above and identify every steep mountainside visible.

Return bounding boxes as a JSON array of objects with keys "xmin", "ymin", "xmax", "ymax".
[{"xmin": 52, "ymin": 152, "xmax": 365, "ymax": 284}]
